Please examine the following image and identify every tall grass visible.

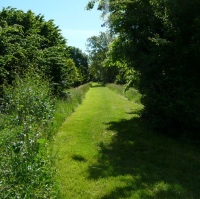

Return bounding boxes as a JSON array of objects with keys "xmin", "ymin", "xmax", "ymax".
[
  {"xmin": 0, "ymin": 66, "xmax": 91, "ymax": 198},
  {"xmin": 50, "ymin": 83, "xmax": 92, "ymax": 137},
  {"xmin": 0, "ymin": 69, "xmax": 57, "ymax": 198},
  {"xmin": 106, "ymin": 83, "xmax": 142, "ymax": 104}
]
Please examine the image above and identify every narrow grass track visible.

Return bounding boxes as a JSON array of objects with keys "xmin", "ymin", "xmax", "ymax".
[
  {"xmin": 54, "ymin": 83, "xmax": 141, "ymax": 198},
  {"xmin": 54, "ymin": 83, "xmax": 200, "ymax": 199}
]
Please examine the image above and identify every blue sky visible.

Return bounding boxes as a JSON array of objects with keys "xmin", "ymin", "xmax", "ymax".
[{"xmin": 0, "ymin": 0, "xmax": 106, "ymax": 52}]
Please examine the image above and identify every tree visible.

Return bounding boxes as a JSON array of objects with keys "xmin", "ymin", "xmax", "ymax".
[
  {"xmin": 0, "ymin": 7, "xmax": 80, "ymax": 95},
  {"xmin": 86, "ymin": 31, "xmax": 113, "ymax": 82},
  {"xmin": 68, "ymin": 46, "xmax": 90, "ymax": 84},
  {"xmin": 87, "ymin": 0, "xmax": 200, "ymax": 136},
  {"xmin": 103, "ymin": 37, "xmax": 138, "ymax": 85}
]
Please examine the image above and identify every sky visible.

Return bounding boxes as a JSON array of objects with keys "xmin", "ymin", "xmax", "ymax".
[{"xmin": 0, "ymin": 0, "xmax": 106, "ymax": 52}]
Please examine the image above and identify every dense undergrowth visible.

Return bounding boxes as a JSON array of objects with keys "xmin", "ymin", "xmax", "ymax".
[
  {"xmin": 0, "ymin": 69, "xmax": 56, "ymax": 198},
  {"xmin": 0, "ymin": 68, "xmax": 91, "ymax": 198}
]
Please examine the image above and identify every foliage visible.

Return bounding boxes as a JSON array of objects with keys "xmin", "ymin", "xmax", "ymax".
[
  {"xmin": 86, "ymin": 31, "xmax": 114, "ymax": 82},
  {"xmin": 87, "ymin": 0, "xmax": 200, "ymax": 136},
  {"xmin": 0, "ymin": 7, "xmax": 91, "ymax": 198},
  {"xmin": 0, "ymin": 69, "xmax": 57, "ymax": 198},
  {"xmin": 86, "ymin": 22, "xmax": 138, "ymax": 86},
  {"xmin": 0, "ymin": 7, "xmax": 81, "ymax": 95},
  {"xmin": 103, "ymin": 37, "xmax": 139, "ymax": 85},
  {"xmin": 68, "ymin": 46, "xmax": 90, "ymax": 85}
]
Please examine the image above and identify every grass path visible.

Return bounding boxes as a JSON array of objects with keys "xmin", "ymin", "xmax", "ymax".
[
  {"xmin": 54, "ymin": 83, "xmax": 141, "ymax": 198},
  {"xmin": 54, "ymin": 83, "xmax": 200, "ymax": 199}
]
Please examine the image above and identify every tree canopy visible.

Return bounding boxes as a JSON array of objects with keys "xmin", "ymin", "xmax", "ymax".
[
  {"xmin": 87, "ymin": 0, "xmax": 200, "ymax": 136},
  {"xmin": 0, "ymin": 7, "xmax": 89, "ymax": 95},
  {"xmin": 86, "ymin": 31, "xmax": 116, "ymax": 82},
  {"xmin": 68, "ymin": 46, "xmax": 90, "ymax": 85}
]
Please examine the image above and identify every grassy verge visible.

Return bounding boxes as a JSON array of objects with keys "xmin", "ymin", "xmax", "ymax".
[
  {"xmin": 0, "ymin": 78, "xmax": 91, "ymax": 198},
  {"xmin": 54, "ymin": 83, "xmax": 200, "ymax": 199},
  {"xmin": 0, "ymin": 70, "xmax": 56, "ymax": 198},
  {"xmin": 106, "ymin": 83, "xmax": 142, "ymax": 104},
  {"xmin": 50, "ymin": 83, "xmax": 92, "ymax": 137}
]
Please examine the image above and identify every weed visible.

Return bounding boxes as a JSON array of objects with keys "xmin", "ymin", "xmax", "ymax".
[{"xmin": 0, "ymin": 69, "xmax": 57, "ymax": 198}]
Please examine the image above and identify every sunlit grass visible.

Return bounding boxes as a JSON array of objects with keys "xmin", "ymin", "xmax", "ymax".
[
  {"xmin": 53, "ymin": 83, "xmax": 200, "ymax": 199},
  {"xmin": 50, "ymin": 83, "xmax": 91, "ymax": 137},
  {"xmin": 106, "ymin": 83, "xmax": 142, "ymax": 104}
]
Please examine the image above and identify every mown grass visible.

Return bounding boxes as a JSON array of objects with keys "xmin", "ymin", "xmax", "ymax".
[
  {"xmin": 92, "ymin": 117, "xmax": 200, "ymax": 198},
  {"xmin": 54, "ymin": 83, "xmax": 200, "ymax": 199}
]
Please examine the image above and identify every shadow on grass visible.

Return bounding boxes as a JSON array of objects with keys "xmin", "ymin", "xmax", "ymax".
[
  {"xmin": 91, "ymin": 83, "xmax": 105, "ymax": 88},
  {"xmin": 71, "ymin": 154, "xmax": 87, "ymax": 162},
  {"xmin": 88, "ymin": 116, "xmax": 200, "ymax": 198}
]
